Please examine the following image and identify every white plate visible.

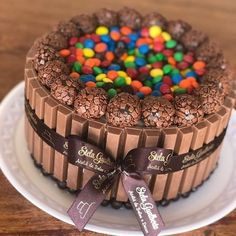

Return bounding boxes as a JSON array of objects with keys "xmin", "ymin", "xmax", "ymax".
[{"xmin": 0, "ymin": 82, "xmax": 236, "ymax": 236}]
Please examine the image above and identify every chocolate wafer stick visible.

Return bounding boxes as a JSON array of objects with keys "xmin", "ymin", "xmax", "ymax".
[
  {"xmin": 24, "ymin": 61, "xmax": 37, "ymax": 100},
  {"xmin": 53, "ymin": 105, "xmax": 72, "ymax": 182},
  {"xmin": 66, "ymin": 114, "xmax": 88, "ymax": 190},
  {"xmin": 164, "ymin": 127, "xmax": 193, "ymax": 200},
  {"xmin": 179, "ymin": 121, "xmax": 208, "ymax": 194},
  {"xmin": 42, "ymin": 97, "xmax": 59, "ymax": 174},
  {"xmin": 26, "ymin": 46, "xmax": 36, "ymax": 63},
  {"xmin": 152, "ymin": 127, "xmax": 178, "ymax": 201}
]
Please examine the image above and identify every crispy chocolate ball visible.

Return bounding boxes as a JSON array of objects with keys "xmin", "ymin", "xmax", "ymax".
[
  {"xmin": 142, "ymin": 96, "xmax": 175, "ymax": 127},
  {"xmin": 51, "ymin": 75, "xmax": 79, "ymax": 106},
  {"xmin": 197, "ymin": 83, "xmax": 224, "ymax": 114},
  {"xmin": 173, "ymin": 94, "xmax": 204, "ymax": 127},
  {"xmin": 71, "ymin": 14, "xmax": 97, "ymax": 34},
  {"xmin": 180, "ymin": 29, "xmax": 208, "ymax": 51},
  {"xmin": 106, "ymin": 93, "xmax": 141, "ymax": 127},
  {"xmin": 33, "ymin": 45, "xmax": 63, "ymax": 71},
  {"xmin": 94, "ymin": 8, "xmax": 118, "ymax": 27},
  {"xmin": 167, "ymin": 20, "xmax": 191, "ymax": 40},
  {"xmin": 118, "ymin": 7, "xmax": 142, "ymax": 30},
  {"xmin": 206, "ymin": 53, "xmax": 228, "ymax": 71},
  {"xmin": 142, "ymin": 12, "xmax": 167, "ymax": 29},
  {"xmin": 38, "ymin": 60, "xmax": 70, "ymax": 88},
  {"xmin": 195, "ymin": 40, "xmax": 222, "ymax": 62},
  {"xmin": 74, "ymin": 87, "xmax": 108, "ymax": 118},
  {"xmin": 55, "ymin": 21, "xmax": 80, "ymax": 39}
]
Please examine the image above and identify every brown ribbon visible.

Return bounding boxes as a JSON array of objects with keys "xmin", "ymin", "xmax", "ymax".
[{"xmin": 25, "ymin": 99, "xmax": 226, "ymax": 236}]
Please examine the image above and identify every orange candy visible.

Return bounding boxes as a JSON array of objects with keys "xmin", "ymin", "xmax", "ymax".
[
  {"xmin": 192, "ymin": 81, "xmax": 199, "ymax": 89},
  {"xmin": 139, "ymin": 86, "xmax": 152, "ymax": 95},
  {"xmin": 179, "ymin": 79, "xmax": 192, "ymax": 89},
  {"xmin": 84, "ymin": 58, "xmax": 97, "ymax": 67},
  {"xmin": 76, "ymin": 48, "xmax": 83, "ymax": 56},
  {"xmin": 86, "ymin": 81, "xmax": 96, "ymax": 87},
  {"xmin": 70, "ymin": 72, "xmax": 80, "ymax": 79},
  {"xmin": 93, "ymin": 58, "xmax": 101, "ymax": 66},
  {"xmin": 105, "ymin": 51, "xmax": 114, "ymax": 61},
  {"xmin": 107, "ymin": 70, "xmax": 118, "ymax": 80},
  {"xmin": 121, "ymin": 52, "xmax": 128, "ymax": 61},
  {"xmin": 168, "ymin": 57, "xmax": 176, "ymax": 66},
  {"xmin": 94, "ymin": 43, "xmax": 107, "ymax": 53},
  {"xmin": 120, "ymin": 26, "xmax": 132, "ymax": 35},
  {"xmin": 59, "ymin": 49, "xmax": 70, "ymax": 57},
  {"xmin": 193, "ymin": 61, "xmax": 206, "ymax": 70},
  {"xmin": 76, "ymin": 55, "xmax": 85, "ymax": 64},
  {"xmin": 131, "ymin": 80, "xmax": 143, "ymax": 91},
  {"xmin": 110, "ymin": 31, "xmax": 121, "ymax": 41}
]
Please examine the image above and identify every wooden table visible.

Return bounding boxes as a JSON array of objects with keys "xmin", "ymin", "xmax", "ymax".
[{"xmin": 0, "ymin": 0, "xmax": 235, "ymax": 235}]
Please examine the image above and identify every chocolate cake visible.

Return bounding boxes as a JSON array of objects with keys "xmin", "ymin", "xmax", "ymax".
[{"xmin": 25, "ymin": 7, "xmax": 235, "ymax": 215}]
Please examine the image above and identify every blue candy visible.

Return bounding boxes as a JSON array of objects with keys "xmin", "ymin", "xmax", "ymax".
[
  {"xmin": 83, "ymin": 39, "xmax": 95, "ymax": 49},
  {"xmin": 135, "ymin": 57, "xmax": 146, "ymax": 66},
  {"xmin": 128, "ymin": 33, "xmax": 139, "ymax": 41},
  {"xmin": 172, "ymin": 74, "xmax": 183, "ymax": 85},
  {"xmin": 152, "ymin": 90, "xmax": 162, "ymax": 96},
  {"xmin": 80, "ymin": 74, "xmax": 96, "ymax": 83},
  {"xmin": 108, "ymin": 64, "xmax": 121, "ymax": 71},
  {"xmin": 186, "ymin": 71, "xmax": 197, "ymax": 78},
  {"xmin": 127, "ymin": 41, "xmax": 136, "ymax": 50},
  {"xmin": 138, "ymin": 44, "xmax": 149, "ymax": 54},
  {"xmin": 110, "ymin": 26, "xmax": 119, "ymax": 32},
  {"xmin": 100, "ymin": 35, "xmax": 111, "ymax": 43},
  {"xmin": 154, "ymin": 82, "xmax": 163, "ymax": 91},
  {"xmin": 136, "ymin": 92, "xmax": 145, "ymax": 99}
]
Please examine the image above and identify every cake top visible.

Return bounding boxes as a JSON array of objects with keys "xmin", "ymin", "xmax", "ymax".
[{"xmin": 33, "ymin": 7, "xmax": 231, "ymax": 128}]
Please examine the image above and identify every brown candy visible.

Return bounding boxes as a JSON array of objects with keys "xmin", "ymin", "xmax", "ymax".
[
  {"xmin": 195, "ymin": 40, "xmax": 222, "ymax": 62},
  {"xmin": 142, "ymin": 96, "xmax": 175, "ymax": 128},
  {"xmin": 173, "ymin": 94, "xmax": 204, "ymax": 127},
  {"xmin": 142, "ymin": 12, "xmax": 167, "ymax": 29},
  {"xmin": 74, "ymin": 87, "xmax": 108, "ymax": 118},
  {"xmin": 94, "ymin": 8, "xmax": 118, "ymax": 27},
  {"xmin": 38, "ymin": 60, "xmax": 70, "ymax": 88},
  {"xmin": 197, "ymin": 83, "xmax": 224, "ymax": 114},
  {"xmin": 180, "ymin": 29, "xmax": 208, "ymax": 51},
  {"xmin": 55, "ymin": 21, "xmax": 79, "ymax": 39},
  {"xmin": 71, "ymin": 14, "xmax": 97, "ymax": 34},
  {"xmin": 51, "ymin": 75, "xmax": 79, "ymax": 106},
  {"xmin": 118, "ymin": 7, "xmax": 142, "ymax": 30},
  {"xmin": 33, "ymin": 45, "xmax": 63, "ymax": 71},
  {"xmin": 106, "ymin": 93, "xmax": 141, "ymax": 127},
  {"xmin": 167, "ymin": 20, "xmax": 191, "ymax": 40}
]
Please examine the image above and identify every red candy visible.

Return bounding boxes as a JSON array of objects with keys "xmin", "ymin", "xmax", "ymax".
[
  {"xmin": 100, "ymin": 60, "xmax": 111, "ymax": 68},
  {"xmin": 82, "ymin": 65, "xmax": 93, "ymax": 74},
  {"xmin": 160, "ymin": 83, "xmax": 171, "ymax": 94},
  {"xmin": 177, "ymin": 61, "xmax": 189, "ymax": 70},
  {"xmin": 163, "ymin": 49, "xmax": 173, "ymax": 57},
  {"xmin": 163, "ymin": 76, "xmax": 173, "ymax": 86},
  {"xmin": 67, "ymin": 54, "xmax": 76, "ymax": 63},
  {"xmin": 140, "ymin": 27, "xmax": 149, "ymax": 37},
  {"xmin": 69, "ymin": 37, "xmax": 78, "ymax": 46},
  {"xmin": 127, "ymin": 68, "xmax": 138, "ymax": 78},
  {"xmin": 152, "ymin": 62, "xmax": 163, "ymax": 68},
  {"xmin": 153, "ymin": 42, "xmax": 164, "ymax": 52}
]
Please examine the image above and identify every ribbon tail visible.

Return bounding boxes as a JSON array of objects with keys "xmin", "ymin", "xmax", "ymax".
[
  {"xmin": 121, "ymin": 172, "xmax": 165, "ymax": 236},
  {"xmin": 67, "ymin": 173, "xmax": 114, "ymax": 231}
]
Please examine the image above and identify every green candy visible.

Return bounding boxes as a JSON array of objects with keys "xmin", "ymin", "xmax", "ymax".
[
  {"xmin": 73, "ymin": 62, "xmax": 82, "ymax": 72},
  {"xmin": 144, "ymin": 80, "xmax": 152, "ymax": 87},
  {"xmin": 174, "ymin": 88, "xmax": 187, "ymax": 95},
  {"xmin": 96, "ymin": 81, "xmax": 105, "ymax": 88},
  {"xmin": 93, "ymin": 66, "xmax": 103, "ymax": 75},
  {"xmin": 75, "ymin": 42, "xmax": 83, "ymax": 48},
  {"xmin": 128, "ymin": 49, "xmax": 135, "ymax": 55},
  {"xmin": 114, "ymin": 76, "xmax": 126, "ymax": 87},
  {"xmin": 107, "ymin": 88, "xmax": 117, "ymax": 98},
  {"xmin": 163, "ymin": 64, "xmax": 172, "ymax": 74},
  {"xmin": 165, "ymin": 40, "xmax": 177, "ymax": 49},
  {"xmin": 148, "ymin": 55, "xmax": 157, "ymax": 63},
  {"xmin": 174, "ymin": 52, "xmax": 184, "ymax": 62},
  {"xmin": 155, "ymin": 53, "xmax": 165, "ymax": 61},
  {"xmin": 124, "ymin": 61, "xmax": 136, "ymax": 68},
  {"xmin": 171, "ymin": 68, "xmax": 180, "ymax": 75},
  {"xmin": 152, "ymin": 76, "xmax": 162, "ymax": 85}
]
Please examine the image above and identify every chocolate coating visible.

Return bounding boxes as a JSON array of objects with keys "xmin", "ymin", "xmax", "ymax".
[
  {"xmin": 118, "ymin": 7, "xmax": 142, "ymax": 30},
  {"xmin": 33, "ymin": 45, "xmax": 63, "ymax": 71},
  {"xmin": 195, "ymin": 40, "xmax": 222, "ymax": 62},
  {"xmin": 51, "ymin": 75, "xmax": 78, "ymax": 106},
  {"xmin": 167, "ymin": 20, "xmax": 191, "ymax": 40},
  {"xmin": 41, "ymin": 32, "xmax": 68, "ymax": 50},
  {"xmin": 142, "ymin": 12, "xmax": 167, "ymax": 29},
  {"xmin": 94, "ymin": 8, "xmax": 118, "ymax": 27},
  {"xmin": 142, "ymin": 96, "xmax": 175, "ymax": 127},
  {"xmin": 206, "ymin": 53, "xmax": 228, "ymax": 70},
  {"xmin": 106, "ymin": 93, "xmax": 141, "ymax": 127},
  {"xmin": 180, "ymin": 29, "xmax": 208, "ymax": 51},
  {"xmin": 71, "ymin": 14, "xmax": 97, "ymax": 34},
  {"xmin": 198, "ymin": 83, "xmax": 224, "ymax": 114},
  {"xmin": 74, "ymin": 87, "xmax": 108, "ymax": 118},
  {"xmin": 55, "ymin": 21, "xmax": 80, "ymax": 39},
  {"xmin": 173, "ymin": 94, "xmax": 204, "ymax": 127},
  {"xmin": 38, "ymin": 60, "xmax": 70, "ymax": 88}
]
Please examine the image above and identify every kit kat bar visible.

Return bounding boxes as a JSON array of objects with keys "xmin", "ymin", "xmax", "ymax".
[
  {"xmin": 33, "ymin": 88, "xmax": 49, "ymax": 164},
  {"xmin": 81, "ymin": 120, "xmax": 106, "ymax": 188},
  {"xmin": 42, "ymin": 97, "xmax": 59, "ymax": 174},
  {"xmin": 53, "ymin": 105, "xmax": 72, "ymax": 182},
  {"xmin": 115, "ymin": 127, "xmax": 142, "ymax": 202},
  {"xmin": 152, "ymin": 128, "xmax": 178, "ymax": 201},
  {"xmin": 179, "ymin": 121, "xmax": 208, "ymax": 194},
  {"xmin": 67, "ymin": 114, "xmax": 88, "ymax": 190},
  {"xmin": 164, "ymin": 127, "xmax": 193, "ymax": 200},
  {"xmin": 192, "ymin": 114, "xmax": 220, "ymax": 188}
]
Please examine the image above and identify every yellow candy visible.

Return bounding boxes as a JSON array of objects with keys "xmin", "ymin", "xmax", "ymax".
[
  {"xmin": 103, "ymin": 78, "xmax": 113, "ymax": 83},
  {"xmin": 125, "ymin": 56, "xmax": 135, "ymax": 62},
  {"xmin": 117, "ymin": 71, "xmax": 127, "ymax": 77},
  {"xmin": 150, "ymin": 68, "xmax": 163, "ymax": 77},
  {"xmin": 181, "ymin": 68, "xmax": 191, "ymax": 76},
  {"xmin": 96, "ymin": 73, "xmax": 106, "ymax": 81},
  {"xmin": 149, "ymin": 26, "xmax": 162, "ymax": 38},
  {"xmin": 96, "ymin": 26, "xmax": 109, "ymax": 35},
  {"xmin": 161, "ymin": 32, "xmax": 171, "ymax": 41},
  {"xmin": 171, "ymin": 85, "xmax": 179, "ymax": 92},
  {"xmin": 83, "ymin": 48, "xmax": 95, "ymax": 58},
  {"xmin": 125, "ymin": 76, "xmax": 132, "ymax": 85}
]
